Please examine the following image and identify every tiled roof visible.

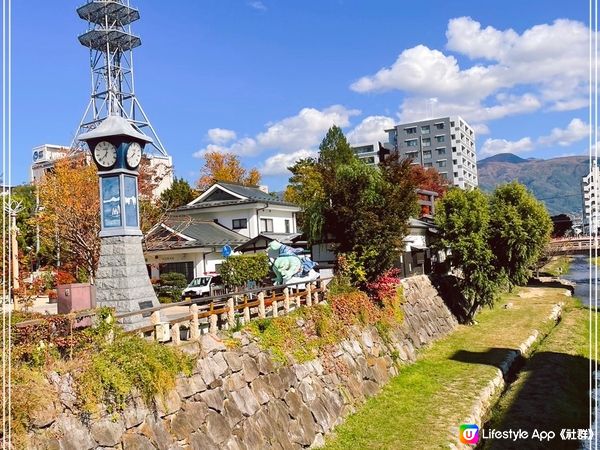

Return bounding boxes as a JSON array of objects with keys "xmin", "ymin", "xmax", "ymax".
[
  {"xmin": 216, "ymin": 182, "xmax": 275, "ymax": 202},
  {"xmin": 144, "ymin": 219, "xmax": 248, "ymax": 251}
]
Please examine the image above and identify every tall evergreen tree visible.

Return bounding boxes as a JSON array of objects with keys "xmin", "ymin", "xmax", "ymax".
[{"xmin": 287, "ymin": 126, "xmax": 418, "ymax": 282}]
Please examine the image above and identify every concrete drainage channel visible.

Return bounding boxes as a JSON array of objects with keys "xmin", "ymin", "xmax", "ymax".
[{"xmin": 449, "ymin": 302, "xmax": 565, "ymax": 450}]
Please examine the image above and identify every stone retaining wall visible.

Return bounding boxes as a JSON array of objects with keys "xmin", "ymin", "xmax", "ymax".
[{"xmin": 27, "ymin": 275, "xmax": 458, "ymax": 450}]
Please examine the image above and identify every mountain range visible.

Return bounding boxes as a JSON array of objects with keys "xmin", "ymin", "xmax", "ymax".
[{"xmin": 477, "ymin": 153, "xmax": 590, "ymax": 216}]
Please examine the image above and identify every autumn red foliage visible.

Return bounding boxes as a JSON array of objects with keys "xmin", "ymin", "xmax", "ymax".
[{"xmin": 408, "ymin": 165, "xmax": 449, "ymax": 197}]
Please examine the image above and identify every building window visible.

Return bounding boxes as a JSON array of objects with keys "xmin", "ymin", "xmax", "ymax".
[
  {"xmin": 405, "ymin": 139, "xmax": 418, "ymax": 147},
  {"xmin": 435, "ymin": 123, "xmax": 444, "ymax": 130},
  {"xmin": 260, "ymin": 218, "xmax": 273, "ymax": 233},
  {"xmin": 437, "ymin": 160, "xmax": 447, "ymax": 168},
  {"xmin": 232, "ymin": 218, "xmax": 247, "ymax": 230},
  {"xmin": 450, "ymin": 121, "xmax": 455, "ymax": 127},
  {"xmin": 440, "ymin": 172, "xmax": 448, "ymax": 180},
  {"xmin": 421, "ymin": 125, "xmax": 430, "ymax": 134},
  {"xmin": 424, "ymin": 162, "xmax": 433, "ymax": 168},
  {"xmin": 454, "ymin": 172, "xmax": 459, "ymax": 177},
  {"xmin": 435, "ymin": 135, "xmax": 445, "ymax": 143},
  {"xmin": 360, "ymin": 156, "xmax": 375, "ymax": 164},
  {"xmin": 284, "ymin": 219, "xmax": 291, "ymax": 234},
  {"xmin": 452, "ymin": 147, "xmax": 457, "ymax": 152},
  {"xmin": 405, "ymin": 127, "xmax": 417, "ymax": 134},
  {"xmin": 422, "ymin": 137, "xmax": 431, "ymax": 146},
  {"xmin": 406, "ymin": 151, "xmax": 418, "ymax": 159},
  {"xmin": 423, "ymin": 150, "xmax": 432, "ymax": 159},
  {"xmin": 353, "ymin": 145, "xmax": 374, "ymax": 154},
  {"xmin": 436, "ymin": 148, "xmax": 446, "ymax": 155}
]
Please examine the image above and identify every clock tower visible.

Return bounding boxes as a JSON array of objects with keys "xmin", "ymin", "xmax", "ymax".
[{"xmin": 79, "ymin": 115, "xmax": 161, "ymax": 327}]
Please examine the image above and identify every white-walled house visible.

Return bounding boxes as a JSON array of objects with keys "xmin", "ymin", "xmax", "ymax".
[
  {"xmin": 143, "ymin": 219, "xmax": 248, "ymax": 282},
  {"xmin": 143, "ymin": 181, "xmax": 301, "ymax": 281},
  {"xmin": 172, "ymin": 182, "xmax": 300, "ymax": 237}
]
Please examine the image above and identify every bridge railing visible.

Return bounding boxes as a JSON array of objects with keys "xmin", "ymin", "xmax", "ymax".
[{"xmin": 14, "ymin": 277, "xmax": 333, "ymax": 346}]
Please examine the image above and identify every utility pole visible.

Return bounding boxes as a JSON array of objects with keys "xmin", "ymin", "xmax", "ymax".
[{"xmin": 4, "ymin": 201, "xmax": 23, "ymax": 309}]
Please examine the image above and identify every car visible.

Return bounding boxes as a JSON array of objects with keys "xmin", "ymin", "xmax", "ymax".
[{"xmin": 181, "ymin": 274, "xmax": 224, "ymax": 300}]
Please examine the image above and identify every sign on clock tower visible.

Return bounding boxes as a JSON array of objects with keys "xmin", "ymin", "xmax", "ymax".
[{"xmin": 79, "ymin": 115, "xmax": 160, "ymax": 327}]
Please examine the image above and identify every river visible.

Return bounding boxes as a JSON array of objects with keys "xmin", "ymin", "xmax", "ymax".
[{"xmin": 561, "ymin": 255, "xmax": 597, "ymax": 308}]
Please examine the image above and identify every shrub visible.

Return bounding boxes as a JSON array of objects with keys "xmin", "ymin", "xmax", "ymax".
[
  {"xmin": 158, "ymin": 272, "xmax": 188, "ymax": 301},
  {"xmin": 367, "ymin": 268, "xmax": 405, "ymax": 324},
  {"xmin": 219, "ymin": 253, "xmax": 270, "ymax": 289},
  {"xmin": 77, "ymin": 331, "xmax": 194, "ymax": 411},
  {"xmin": 56, "ymin": 271, "xmax": 76, "ymax": 285}
]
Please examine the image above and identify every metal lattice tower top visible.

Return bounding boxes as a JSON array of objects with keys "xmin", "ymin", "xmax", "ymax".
[{"xmin": 73, "ymin": 0, "xmax": 167, "ymax": 155}]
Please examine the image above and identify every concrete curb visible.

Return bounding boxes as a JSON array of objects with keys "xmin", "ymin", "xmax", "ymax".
[{"xmin": 449, "ymin": 302, "xmax": 564, "ymax": 449}]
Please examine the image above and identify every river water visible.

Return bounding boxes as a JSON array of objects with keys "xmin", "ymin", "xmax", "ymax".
[{"xmin": 561, "ymin": 255, "xmax": 597, "ymax": 308}]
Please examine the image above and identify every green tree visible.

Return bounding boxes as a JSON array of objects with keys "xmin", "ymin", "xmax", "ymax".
[
  {"xmin": 435, "ymin": 188, "xmax": 502, "ymax": 320},
  {"xmin": 219, "ymin": 254, "xmax": 270, "ymax": 289},
  {"xmin": 159, "ymin": 177, "xmax": 197, "ymax": 210},
  {"xmin": 489, "ymin": 182, "xmax": 552, "ymax": 287},
  {"xmin": 11, "ymin": 184, "xmax": 37, "ymax": 252},
  {"xmin": 287, "ymin": 126, "xmax": 418, "ymax": 282}
]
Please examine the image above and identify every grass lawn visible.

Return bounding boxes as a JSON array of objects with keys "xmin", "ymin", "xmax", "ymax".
[
  {"xmin": 323, "ymin": 287, "xmax": 571, "ymax": 450},
  {"xmin": 482, "ymin": 301, "xmax": 597, "ymax": 450},
  {"xmin": 540, "ymin": 256, "xmax": 572, "ymax": 276}
]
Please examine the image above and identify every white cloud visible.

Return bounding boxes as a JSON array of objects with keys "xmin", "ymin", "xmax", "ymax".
[
  {"xmin": 538, "ymin": 118, "xmax": 589, "ymax": 147},
  {"xmin": 471, "ymin": 123, "xmax": 490, "ymax": 135},
  {"xmin": 248, "ymin": 1, "xmax": 266, "ymax": 11},
  {"xmin": 479, "ymin": 118, "xmax": 590, "ymax": 157},
  {"xmin": 352, "ymin": 17, "xmax": 591, "ymax": 124},
  {"xmin": 351, "ymin": 45, "xmax": 499, "ymax": 102},
  {"xmin": 255, "ymin": 105, "xmax": 359, "ymax": 151},
  {"xmin": 347, "ymin": 115, "xmax": 396, "ymax": 145},
  {"xmin": 446, "ymin": 16, "xmax": 518, "ymax": 61},
  {"xmin": 207, "ymin": 128, "xmax": 236, "ymax": 144},
  {"xmin": 261, "ymin": 150, "xmax": 318, "ymax": 175},
  {"xmin": 399, "ymin": 93, "xmax": 541, "ymax": 124},
  {"xmin": 480, "ymin": 137, "xmax": 534, "ymax": 156},
  {"xmin": 194, "ymin": 105, "xmax": 360, "ymax": 158}
]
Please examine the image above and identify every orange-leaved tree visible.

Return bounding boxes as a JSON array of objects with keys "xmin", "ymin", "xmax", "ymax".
[
  {"xmin": 138, "ymin": 155, "xmax": 173, "ymax": 233},
  {"xmin": 34, "ymin": 156, "xmax": 101, "ymax": 282},
  {"xmin": 408, "ymin": 165, "xmax": 449, "ymax": 197},
  {"xmin": 197, "ymin": 151, "xmax": 261, "ymax": 191}
]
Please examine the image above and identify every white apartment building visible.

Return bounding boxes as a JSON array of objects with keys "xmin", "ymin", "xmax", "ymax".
[
  {"xmin": 582, "ymin": 160, "xmax": 600, "ymax": 234},
  {"xmin": 383, "ymin": 116, "xmax": 478, "ymax": 189}
]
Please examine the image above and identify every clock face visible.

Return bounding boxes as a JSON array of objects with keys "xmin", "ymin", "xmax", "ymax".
[
  {"xmin": 94, "ymin": 141, "xmax": 117, "ymax": 168},
  {"xmin": 126, "ymin": 142, "xmax": 143, "ymax": 169}
]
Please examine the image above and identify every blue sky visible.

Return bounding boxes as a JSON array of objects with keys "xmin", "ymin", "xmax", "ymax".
[{"xmin": 12, "ymin": 1, "xmax": 590, "ymax": 190}]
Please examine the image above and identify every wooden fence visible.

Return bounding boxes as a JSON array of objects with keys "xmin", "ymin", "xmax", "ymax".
[{"xmin": 14, "ymin": 277, "xmax": 332, "ymax": 346}]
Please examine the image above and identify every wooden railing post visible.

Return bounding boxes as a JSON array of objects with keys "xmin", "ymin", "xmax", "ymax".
[
  {"xmin": 190, "ymin": 304, "xmax": 200, "ymax": 340},
  {"xmin": 150, "ymin": 310, "xmax": 161, "ymax": 341},
  {"xmin": 315, "ymin": 280, "xmax": 322, "ymax": 304},
  {"xmin": 295, "ymin": 287, "xmax": 301, "ymax": 308},
  {"xmin": 243, "ymin": 296, "xmax": 250, "ymax": 323},
  {"xmin": 306, "ymin": 283, "xmax": 312, "ymax": 307},
  {"xmin": 258, "ymin": 291, "xmax": 266, "ymax": 319},
  {"xmin": 209, "ymin": 302, "xmax": 218, "ymax": 335},
  {"xmin": 227, "ymin": 298, "xmax": 235, "ymax": 328},
  {"xmin": 283, "ymin": 288, "xmax": 290, "ymax": 313},
  {"xmin": 272, "ymin": 291, "xmax": 278, "ymax": 318},
  {"xmin": 172, "ymin": 324, "xmax": 181, "ymax": 345}
]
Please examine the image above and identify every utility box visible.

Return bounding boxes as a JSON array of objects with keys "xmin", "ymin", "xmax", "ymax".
[{"xmin": 57, "ymin": 283, "xmax": 96, "ymax": 315}]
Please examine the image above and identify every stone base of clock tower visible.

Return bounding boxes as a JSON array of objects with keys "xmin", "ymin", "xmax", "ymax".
[{"xmin": 95, "ymin": 235, "xmax": 160, "ymax": 329}]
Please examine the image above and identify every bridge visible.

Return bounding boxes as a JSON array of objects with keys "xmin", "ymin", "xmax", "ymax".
[{"xmin": 547, "ymin": 237, "xmax": 600, "ymax": 255}]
